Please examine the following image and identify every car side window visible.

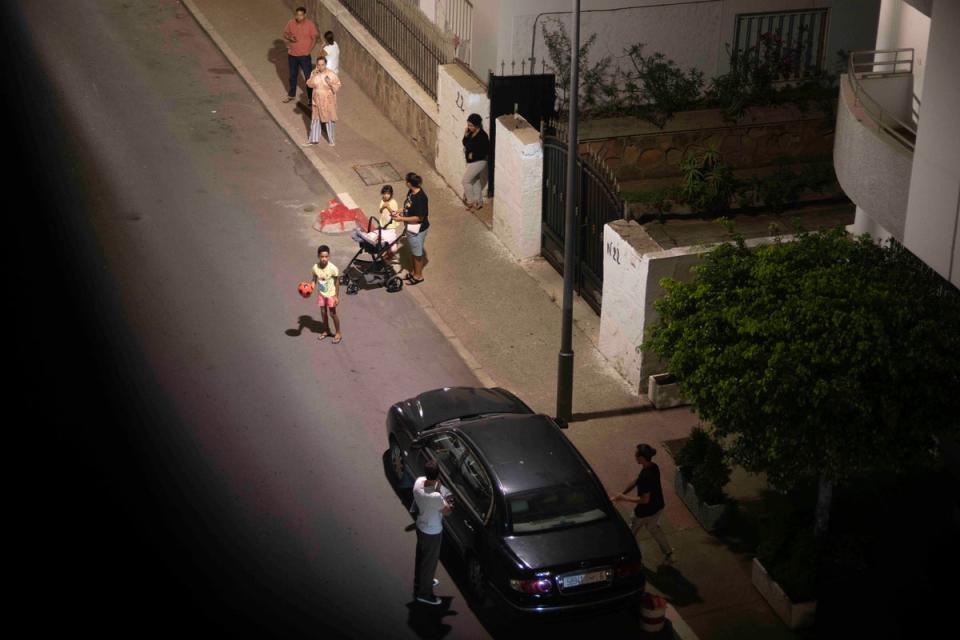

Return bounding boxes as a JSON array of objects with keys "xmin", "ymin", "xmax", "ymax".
[
  {"xmin": 425, "ymin": 432, "xmax": 466, "ymax": 474},
  {"xmin": 425, "ymin": 432, "xmax": 493, "ymax": 521},
  {"xmin": 450, "ymin": 448, "xmax": 493, "ymax": 522}
]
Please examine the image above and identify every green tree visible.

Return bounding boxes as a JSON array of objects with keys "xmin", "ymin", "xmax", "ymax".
[{"xmin": 645, "ymin": 228, "xmax": 960, "ymax": 535}]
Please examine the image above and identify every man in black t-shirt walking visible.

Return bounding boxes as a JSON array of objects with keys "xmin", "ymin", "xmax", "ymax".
[
  {"xmin": 393, "ymin": 172, "xmax": 429, "ymax": 284},
  {"xmin": 611, "ymin": 443, "xmax": 675, "ymax": 565}
]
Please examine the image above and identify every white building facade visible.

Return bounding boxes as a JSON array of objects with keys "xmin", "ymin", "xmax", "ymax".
[
  {"xmin": 835, "ymin": 0, "xmax": 960, "ymax": 286},
  {"xmin": 413, "ymin": 0, "xmax": 879, "ymax": 83}
]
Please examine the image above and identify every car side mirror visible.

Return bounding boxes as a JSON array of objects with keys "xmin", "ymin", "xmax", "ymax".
[{"xmin": 553, "ymin": 417, "xmax": 568, "ymax": 429}]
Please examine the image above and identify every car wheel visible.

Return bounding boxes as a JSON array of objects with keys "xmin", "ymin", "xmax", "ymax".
[
  {"xmin": 388, "ymin": 438, "xmax": 405, "ymax": 483},
  {"xmin": 467, "ymin": 555, "xmax": 487, "ymax": 604}
]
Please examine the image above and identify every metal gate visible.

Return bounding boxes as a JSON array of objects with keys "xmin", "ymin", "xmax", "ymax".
[
  {"xmin": 487, "ymin": 69, "xmax": 556, "ymax": 196},
  {"xmin": 541, "ymin": 129, "xmax": 625, "ymax": 315}
]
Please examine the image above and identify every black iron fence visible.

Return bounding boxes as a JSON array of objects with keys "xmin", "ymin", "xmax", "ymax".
[
  {"xmin": 341, "ymin": 0, "xmax": 455, "ymax": 99},
  {"xmin": 541, "ymin": 120, "xmax": 625, "ymax": 314}
]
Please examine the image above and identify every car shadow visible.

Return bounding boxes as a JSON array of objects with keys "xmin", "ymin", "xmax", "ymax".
[{"xmin": 379, "ymin": 451, "xmax": 653, "ymax": 638}]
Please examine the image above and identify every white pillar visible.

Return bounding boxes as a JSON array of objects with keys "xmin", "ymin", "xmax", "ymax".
[{"xmin": 492, "ymin": 115, "xmax": 542, "ymax": 260}]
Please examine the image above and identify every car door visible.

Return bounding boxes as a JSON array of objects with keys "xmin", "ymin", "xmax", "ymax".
[{"xmin": 419, "ymin": 431, "xmax": 493, "ymax": 554}]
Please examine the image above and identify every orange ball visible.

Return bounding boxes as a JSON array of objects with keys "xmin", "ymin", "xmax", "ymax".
[{"xmin": 297, "ymin": 281, "xmax": 315, "ymax": 298}]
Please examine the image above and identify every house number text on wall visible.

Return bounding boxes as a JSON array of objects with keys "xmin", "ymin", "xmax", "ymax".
[{"xmin": 606, "ymin": 241, "xmax": 621, "ymax": 265}]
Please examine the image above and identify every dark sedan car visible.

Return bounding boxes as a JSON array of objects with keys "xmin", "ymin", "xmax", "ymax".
[{"xmin": 386, "ymin": 387, "xmax": 645, "ymax": 614}]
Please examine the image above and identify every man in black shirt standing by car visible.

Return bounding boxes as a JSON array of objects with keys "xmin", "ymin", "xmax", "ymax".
[{"xmin": 611, "ymin": 443, "xmax": 675, "ymax": 565}]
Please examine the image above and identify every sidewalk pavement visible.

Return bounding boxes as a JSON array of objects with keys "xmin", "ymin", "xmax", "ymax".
[{"xmin": 181, "ymin": 0, "xmax": 797, "ymax": 637}]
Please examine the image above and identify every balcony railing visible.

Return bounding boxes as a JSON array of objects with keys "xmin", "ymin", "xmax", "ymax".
[
  {"xmin": 847, "ymin": 48, "xmax": 918, "ymax": 151},
  {"xmin": 440, "ymin": 0, "xmax": 473, "ymax": 66},
  {"xmin": 341, "ymin": 0, "xmax": 455, "ymax": 99}
]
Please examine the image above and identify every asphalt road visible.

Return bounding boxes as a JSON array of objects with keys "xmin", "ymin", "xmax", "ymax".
[{"xmin": 11, "ymin": 1, "xmax": 488, "ymax": 637}]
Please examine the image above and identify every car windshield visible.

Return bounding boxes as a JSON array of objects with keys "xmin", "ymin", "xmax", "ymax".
[{"xmin": 508, "ymin": 483, "xmax": 607, "ymax": 533}]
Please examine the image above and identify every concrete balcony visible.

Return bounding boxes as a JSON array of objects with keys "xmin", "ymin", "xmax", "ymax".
[{"xmin": 834, "ymin": 49, "xmax": 918, "ymax": 240}]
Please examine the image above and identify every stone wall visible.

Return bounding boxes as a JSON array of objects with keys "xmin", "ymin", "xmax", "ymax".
[
  {"xmin": 577, "ymin": 105, "xmax": 835, "ymax": 184},
  {"xmin": 493, "ymin": 114, "xmax": 542, "ymax": 260},
  {"xmin": 305, "ymin": 0, "xmax": 439, "ymax": 165},
  {"xmin": 436, "ymin": 64, "xmax": 489, "ymax": 194}
]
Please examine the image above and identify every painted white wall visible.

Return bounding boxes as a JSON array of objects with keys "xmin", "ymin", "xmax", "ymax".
[
  {"xmin": 436, "ymin": 64, "xmax": 489, "ymax": 196},
  {"xmin": 416, "ymin": 0, "xmax": 878, "ymax": 86},
  {"xmin": 833, "ymin": 76, "xmax": 913, "ymax": 238},
  {"xmin": 822, "ymin": 0, "xmax": 883, "ymax": 73},
  {"xmin": 491, "ymin": 0, "xmax": 877, "ymax": 83},
  {"xmin": 492, "ymin": 115, "xmax": 544, "ymax": 260},
  {"xmin": 600, "ymin": 222, "xmax": 799, "ymax": 394},
  {"xmin": 510, "ymin": 1, "xmax": 723, "ymax": 81},
  {"xmin": 416, "ymin": 0, "xmax": 436, "ymax": 23},
  {"xmin": 876, "ymin": 0, "xmax": 931, "ymax": 102},
  {"xmin": 903, "ymin": 0, "xmax": 960, "ymax": 286},
  {"xmin": 599, "ymin": 220, "xmax": 704, "ymax": 392},
  {"xmin": 847, "ymin": 205, "xmax": 894, "ymax": 242},
  {"xmin": 860, "ymin": 73, "xmax": 913, "ymax": 121}
]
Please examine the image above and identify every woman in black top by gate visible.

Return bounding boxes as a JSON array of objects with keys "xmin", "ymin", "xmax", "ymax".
[
  {"xmin": 611, "ymin": 443, "xmax": 675, "ymax": 565},
  {"xmin": 461, "ymin": 113, "xmax": 489, "ymax": 211}
]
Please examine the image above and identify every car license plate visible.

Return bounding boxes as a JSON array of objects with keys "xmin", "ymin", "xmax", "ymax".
[{"xmin": 562, "ymin": 569, "xmax": 606, "ymax": 589}]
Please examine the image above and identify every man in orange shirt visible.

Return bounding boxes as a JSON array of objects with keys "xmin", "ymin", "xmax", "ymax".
[{"xmin": 282, "ymin": 6, "xmax": 319, "ymax": 105}]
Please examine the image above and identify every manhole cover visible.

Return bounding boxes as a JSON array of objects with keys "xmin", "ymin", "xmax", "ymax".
[{"xmin": 354, "ymin": 162, "xmax": 402, "ymax": 186}]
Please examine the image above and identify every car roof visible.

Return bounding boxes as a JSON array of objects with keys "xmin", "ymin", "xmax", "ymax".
[
  {"xmin": 401, "ymin": 387, "xmax": 533, "ymax": 432},
  {"xmin": 458, "ymin": 414, "xmax": 593, "ymax": 495}
]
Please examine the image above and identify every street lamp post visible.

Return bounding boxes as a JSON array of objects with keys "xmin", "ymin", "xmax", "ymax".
[{"xmin": 556, "ymin": 0, "xmax": 580, "ymax": 423}]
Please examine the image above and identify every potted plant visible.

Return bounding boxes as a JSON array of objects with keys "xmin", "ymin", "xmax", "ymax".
[
  {"xmin": 673, "ymin": 427, "xmax": 732, "ymax": 531},
  {"xmin": 750, "ymin": 490, "xmax": 817, "ymax": 629},
  {"xmin": 647, "ymin": 373, "xmax": 686, "ymax": 409}
]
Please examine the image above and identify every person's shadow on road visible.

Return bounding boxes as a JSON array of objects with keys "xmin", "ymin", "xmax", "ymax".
[
  {"xmin": 284, "ymin": 315, "xmax": 326, "ymax": 337},
  {"xmin": 405, "ymin": 599, "xmax": 457, "ymax": 640},
  {"xmin": 268, "ymin": 40, "xmax": 292, "ymax": 90},
  {"xmin": 643, "ymin": 564, "xmax": 702, "ymax": 607}
]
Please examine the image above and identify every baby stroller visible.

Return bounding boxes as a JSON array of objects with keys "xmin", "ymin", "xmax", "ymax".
[{"xmin": 339, "ymin": 217, "xmax": 406, "ymax": 294}]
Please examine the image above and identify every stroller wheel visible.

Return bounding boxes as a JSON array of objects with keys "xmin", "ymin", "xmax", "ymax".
[
  {"xmin": 338, "ymin": 274, "xmax": 350, "ymax": 286},
  {"xmin": 386, "ymin": 276, "xmax": 404, "ymax": 293},
  {"xmin": 346, "ymin": 282, "xmax": 359, "ymax": 295}
]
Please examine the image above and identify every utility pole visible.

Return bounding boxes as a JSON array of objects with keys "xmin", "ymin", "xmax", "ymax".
[{"xmin": 556, "ymin": 0, "xmax": 580, "ymax": 423}]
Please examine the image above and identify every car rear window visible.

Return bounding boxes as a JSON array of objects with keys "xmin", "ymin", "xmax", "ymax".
[{"xmin": 508, "ymin": 483, "xmax": 607, "ymax": 533}]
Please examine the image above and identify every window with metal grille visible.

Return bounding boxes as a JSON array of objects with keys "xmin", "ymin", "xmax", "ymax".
[{"xmin": 732, "ymin": 8, "xmax": 830, "ymax": 79}]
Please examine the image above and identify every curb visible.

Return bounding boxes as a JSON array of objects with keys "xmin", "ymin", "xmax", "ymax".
[
  {"xmin": 666, "ymin": 603, "xmax": 701, "ymax": 640},
  {"xmin": 180, "ymin": 0, "xmax": 496, "ymax": 389}
]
